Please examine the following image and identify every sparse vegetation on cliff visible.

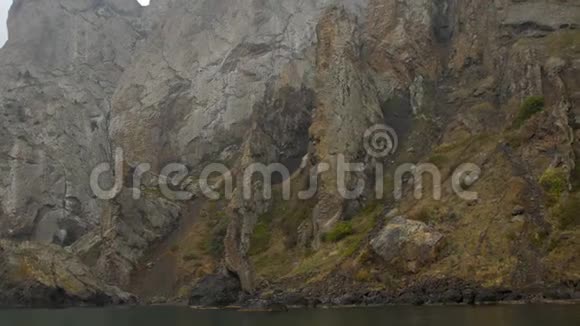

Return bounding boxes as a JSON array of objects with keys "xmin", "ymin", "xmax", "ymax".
[
  {"xmin": 322, "ymin": 222, "xmax": 354, "ymax": 243},
  {"xmin": 553, "ymin": 195, "xmax": 580, "ymax": 230},
  {"xmin": 540, "ymin": 167, "xmax": 568, "ymax": 205},
  {"xmin": 249, "ymin": 221, "xmax": 273, "ymax": 256},
  {"xmin": 513, "ymin": 96, "xmax": 545, "ymax": 128}
]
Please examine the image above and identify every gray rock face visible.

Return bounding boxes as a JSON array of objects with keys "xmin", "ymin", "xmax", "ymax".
[
  {"xmin": 0, "ymin": 0, "xmax": 144, "ymax": 243},
  {"xmin": 110, "ymin": 0, "xmax": 360, "ymax": 170},
  {"xmin": 371, "ymin": 216, "xmax": 444, "ymax": 273}
]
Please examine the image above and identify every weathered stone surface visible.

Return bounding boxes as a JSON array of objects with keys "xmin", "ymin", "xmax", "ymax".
[
  {"xmin": 370, "ymin": 217, "xmax": 444, "ymax": 272},
  {"xmin": 0, "ymin": 240, "xmax": 134, "ymax": 307},
  {"xmin": 0, "ymin": 0, "xmax": 144, "ymax": 243},
  {"xmin": 74, "ymin": 188, "xmax": 181, "ymax": 287}
]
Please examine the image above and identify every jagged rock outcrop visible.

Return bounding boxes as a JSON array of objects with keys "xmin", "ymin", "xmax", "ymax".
[
  {"xmin": 188, "ymin": 272, "xmax": 241, "ymax": 307},
  {"xmin": 0, "ymin": 240, "xmax": 134, "ymax": 307},
  {"xmin": 371, "ymin": 216, "xmax": 444, "ymax": 272}
]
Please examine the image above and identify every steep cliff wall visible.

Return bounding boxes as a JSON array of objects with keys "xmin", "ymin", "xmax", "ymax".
[
  {"xmin": 0, "ymin": 0, "xmax": 144, "ymax": 243},
  {"xmin": 0, "ymin": 0, "xmax": 578, "ymax": 306}
]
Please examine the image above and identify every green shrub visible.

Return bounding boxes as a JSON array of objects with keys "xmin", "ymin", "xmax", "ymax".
[
  {"xmin": 323, "ymin": 221, "xmax": 354, "ymax": 243},
  {"xmin": 540, "ymin": 168, "xmax": 568, "ymax": 204},
  {"xmin": 570, "ymin": 164, "xmax": 580, "ymax": 192},
  {"xmin": 381, "ymin": 272, "xmax": 398, "ymax": 290},
  {"xmin": 249, "ymin": 221, "xmax": 272, "ymax": 256},
  {"xmin": 554, "ymin": 196, "xmax": 580, "ymax": 230},
  {"xmin": 203, "ymin": 223, "xmax": 228, "ymax": 259},
  {"xmin": 506, "ymin": 230, "xmax": 519, "ymax": 242},
  {"xmin": 413, "ymin": 204, "xmax": 448, "ymax": 224},
  {"xmin": 354, "ymin": 269, "xmax": 373, "ymax": 282},
  {"xmin": 339, "ymin": 235, "xmax": 364, "ymax": 257},
  {"xmin": 280, "ymin": 201, "xmax": 314, "ymax": 249},
  {"xmin": 547, "ymin": 236, "xmax": 561, "ymax": 252},
  {"xmin": 415, "ymin": 207, "xmax": 432, "ymax": 223},
  {"xmin": 504, "ymin": 130, "xmax": 526, "ymax": 148},
  {"xmin": 182, "ymin": 253, "xmax": 197, "ymax": 262},
  {"xmin": 513, "ymin": 96, "xmax": 545, "ymax": 128},
  {"xmin": 528, "ymin": 229, "xmax": 549, "ymax": 248},
  {"xmin": 428, "ymin": 153, "xmax": 449, "ymax": 166},
  {"xmin": 544, "ymin": 30, "xmax": 580, "ymax": 56}
]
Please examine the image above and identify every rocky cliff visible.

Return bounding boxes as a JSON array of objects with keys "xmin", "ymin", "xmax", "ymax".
[{"xmin": 0, "ymin": 0, "xmax": 579, "ymax": 307}]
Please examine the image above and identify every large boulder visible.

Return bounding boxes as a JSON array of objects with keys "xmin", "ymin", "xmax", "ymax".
[{"xmin": 370, "ymin": 216, "xmax": 444, "ymax": 272}]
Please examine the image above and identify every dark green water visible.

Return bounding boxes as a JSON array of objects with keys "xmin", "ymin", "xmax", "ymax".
[{"xmin": 0, "ymin": 305, "xmax": 578, "ymax": 326}]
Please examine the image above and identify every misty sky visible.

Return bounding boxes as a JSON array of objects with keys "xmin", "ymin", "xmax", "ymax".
[{"xmin": 0, "ymin": 0, "xmax": 12, "ymax": 47}]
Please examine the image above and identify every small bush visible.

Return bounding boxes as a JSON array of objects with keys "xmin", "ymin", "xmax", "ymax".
[
  {"xmin": 504, "ymin": 131, "xmax": 526, "ymax": 148},
  {"xmin": 204, "ymin": 223, "xmax": 228, "ymax": 259},
  {"xmin": 323, "ymin": 221, "xmax": 354, "ymax": 243},
  {"xmin": 506, "ymin": 230, "xmax": 519, "ymax": 242},
  {"xmin": 413, "ymin": 204, "xmax": 447, "ymax": 224},
  {"xmin": 280, "ymin": 201, "xmax": 314, "ymax": 249},
  {"xmin": 182, "ymin": 253, "xmax": 197, "ymax": 262},
  {"xmin": 381, "ymin": 272, "xmax": 398, "ymax": 290},
  {"xmin": 545, "ymin": 30, "xmax": 580, "ymax": 56},
  {"xmin": 547, "ymin": 236, "xmax": 561, "ymax": 253},
  {"xmin": 354, "ymin": 269, "xmax": 373, "ymax": 282},
  {"xmin": 415, "ymin": 207, "xmax": 432, "ymax": 223},
  {"xmin": 428, "ymin": 154, "xmax": 449, "ymax": 166},
  {"xmin": 339, "ymin": 235, "xmax": 364, "ymax": 257},
  {"xmin": 554, "ymin": 196, "xmax": 580, "ymax": 230},
  {"xmin": 356, "ymin": 247, "xmax": 374, "ymax": 264},
  {"xmin": 570, "ymin": 164, "xmax": 580, "ymax": 192},
  {"xmin": 528, "ymin": 230, "xmax": 549, "ymax": 248},
  {"xmin": 540, "ymin": 168, "xmax": 568, "ymax": 204},
  {"xmin": 249, "ymin": 221, "xmax": 272, "ymax": 256},
  {"xmin": 513, "ymin": 96, "xmax": 545, "ymax": 128}
]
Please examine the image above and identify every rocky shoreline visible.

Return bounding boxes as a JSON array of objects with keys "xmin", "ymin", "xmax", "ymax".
[
  {"xmin": 195, "ymin": 299, "xmax": 580, "ymax": 314},
  {"xmin": 2, "ymin": 280, "xmax": 579, "ymax": 310},
  {"xmin": 186, "ymin": 273, "xmax": 580, "ymax": 311}
]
